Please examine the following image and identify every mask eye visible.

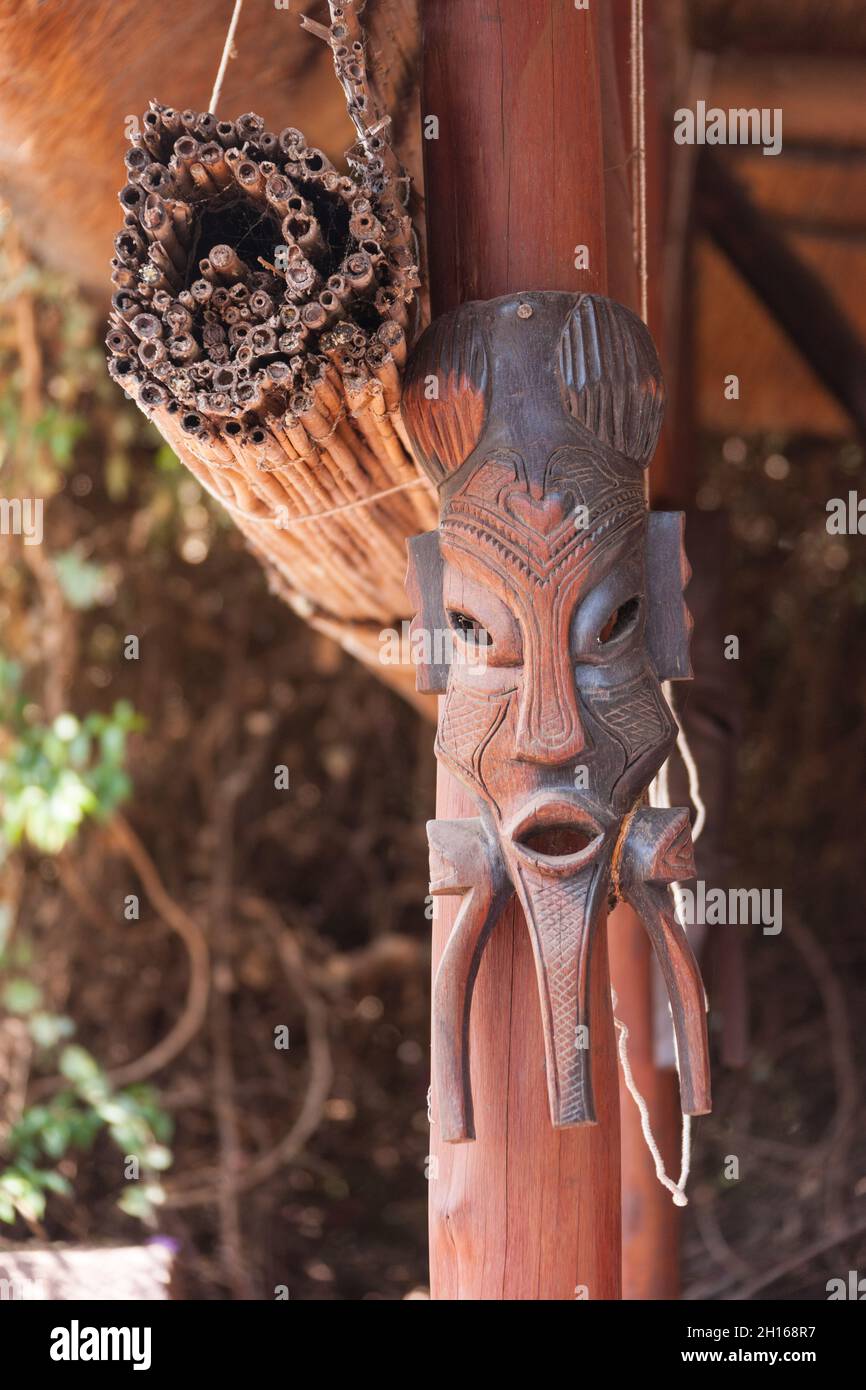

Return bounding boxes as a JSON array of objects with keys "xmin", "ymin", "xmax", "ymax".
[
  {"xmin": 597, "ymin": 596, "xmax": 640, "ymax": 646},
  {"xmin": 448, "ymin": 610, "xmax": 491, "ymax": 646}
]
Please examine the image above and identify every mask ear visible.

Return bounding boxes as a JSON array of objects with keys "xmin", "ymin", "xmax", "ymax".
[
  {"xmin": 405, "ymin": 530, "xmax": 450, "ymax": 693},
  {"xmin": 645, "ymin": 512, "xmax": 693, "ymax": 680}
]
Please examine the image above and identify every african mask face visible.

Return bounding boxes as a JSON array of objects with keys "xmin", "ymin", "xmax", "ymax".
[{"xmin": 403, "ymin": 292, "xmax": 709, "ymax": 1141}]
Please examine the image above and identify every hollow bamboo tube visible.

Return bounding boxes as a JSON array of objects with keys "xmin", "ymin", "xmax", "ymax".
[{"xmin": 109, "ymin": 67, "xmax": 434, "ymax": 695}]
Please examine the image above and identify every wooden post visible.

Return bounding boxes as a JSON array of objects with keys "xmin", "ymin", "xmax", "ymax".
[
  {"xmin": 420, "ymin": 0, "xmax": 621, "ymax": 1301},
  {"xmin": 606, "ymin": 1, "xmax": 685, "ymax": 1300}
]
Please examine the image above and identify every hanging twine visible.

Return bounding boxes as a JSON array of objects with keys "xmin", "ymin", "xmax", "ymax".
[
  {"xmin": 610, "ymin": 4, "xmax": 706, "ymax": 1208},
  {"xmin": 653, "ymin": 679, "xmax": 707, "ymax": 846},
  {"xmin": 631, "ymin": 0, "xmax": 650, "ymax": 516},
  {"xmin": 613, "ymin": 989, "xmax": 691, "ymax": 1206},
  {"xmin": 270, "ymin": 476, "xmax": 429, "ymax": 526},
  {"xmin": 176, "ymin": 450, "xmax": 430, "ymax": 529},
  {"xmin": 630, "ymin": 0, "xmax": 649, "ymax": 327},
  {"xmin": 209, "ymin": 0, "xmax": 245, "ymax": 115},
  {"xmin": 613, "ymin": 684, "xmax": 707, "ymax": 1207},
  {"xmin": 177, "ymin": 4, "xmax": 434, "ymax": 533}
]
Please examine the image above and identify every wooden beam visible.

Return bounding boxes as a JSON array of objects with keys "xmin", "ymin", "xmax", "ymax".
[
  {"xmin": 607, "ymin": 0, "xmax": 688, "ymax": 1300},
  {"xmin": 709, "ymin": 55, "xmax": 866, "ymax": 147},
  {"xmin": 421, "ymin": 2, "xmax": 607, "ymax": 312},
  {"xmin": 420, "ymin": 0, "xmax": 621, "ymax": 1302},
  {"xmin": 696, "ymin": 147, "xmax": 866, "ymax": 437}
]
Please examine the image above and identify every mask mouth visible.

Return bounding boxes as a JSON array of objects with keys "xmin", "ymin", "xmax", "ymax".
[{"xmin": 507, "ymin": 796, "xmax": 605, "ymax": 873}]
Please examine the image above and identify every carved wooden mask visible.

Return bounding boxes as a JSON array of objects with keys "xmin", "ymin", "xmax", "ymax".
[{"xmin": 402, "ymin": 292, "xmax": 710, "ymax": 1142}]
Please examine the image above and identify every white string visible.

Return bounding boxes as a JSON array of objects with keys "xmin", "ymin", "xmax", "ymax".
[
  {"xmin": 186, "ymin": 470, "xmax": 428, "ymax": 529},
  {"xmin": 675, "ymin": 711, "xmax": 707, "ymax": 845},
  {"xmin": 623, "ymin": 2, "xmax": 696, "ymax": 1203},
  {"xmin": 209, "ymin": 0, "xmax": 245, "ymax": 116},
  {"xmin": 625, "ymin": 681, "xmax": 706, "ymax": 1206},
  {"xmin": 629, "ymin": 1, "xmax": 639, "ymax": 274},
  {"xmin": 630, "ymin": 0, "xmax": 648, "ymax": 325},
  {"xmin": 651, "ymin": 679, "xmax": 706, "ymax": 976},
  {"xmin": 612, "ymin": 990, "xmax": 691, "ymax": 1206},
  {"xmin": 155, "ymin": 420, "xmax": 430, "ymax": 528},
  {"xmin": 654, "ymin": 679, "xmax": 707, "ymax": 845},
  {"xmin": 267, "ymin": 475, "xmax": 429, "ymax": 527}
]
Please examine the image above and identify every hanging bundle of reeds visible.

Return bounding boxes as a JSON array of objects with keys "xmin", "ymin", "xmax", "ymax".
[{"xmin": 106, "ymin": 1, "xmax": 435, "ymax": 701}]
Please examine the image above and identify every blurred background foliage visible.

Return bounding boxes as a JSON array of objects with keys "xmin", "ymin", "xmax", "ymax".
[{"xmin": 0, "ymin": 204, "xmax": 433, "ymax": 1298}]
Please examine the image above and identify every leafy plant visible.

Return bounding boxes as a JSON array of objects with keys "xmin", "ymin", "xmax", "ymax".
[
  {"xmin": 0, "ymin": 222, "xmax": 174, "ymax": 1237},
  {"xmin": 53, "ymin": 548, "xmax": 112, "ymax": 611},
  {"xmin": 0, "ymin": 1027, "xmax": 173, "ymax": 1228},
  {"xmin": 0, "ymin": 657, "xmax": 144, "ymax": 859},
  {"xmin": 0, "ymin": 670, "xmax": 167, "ymax": 1228}
]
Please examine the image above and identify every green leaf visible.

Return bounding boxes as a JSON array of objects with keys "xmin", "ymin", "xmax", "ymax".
[
  {"xmin": 67, "ymin": 730, "xmax": 91, "ymax": 768},
  {"xmin": 99, "ymin": 722, "xmax": 126, "ymax": 763},
  {"xmin": 0, "ymin": 1171, "xmax": 46, "ymax": 1223},
  {"xmin": 67, "ymin": 1108, "xmax": 102, "ymax": 1149},
  {"xmin": 36, "ymin": 1170, "xmax": 72, "ymax": 1197},
  {"xmin": 2, "ymin": 978, "xmax": 42, "ymax": 1015},
  {"xmin": 32, "ymin": 406, "xmax": 86, "ymax": 466},
  {"xmin": 0, "ymin": 1172, "xmax": 31, "ymax": 1199},
  {"xmin": 9, "ymin": 1105, "xmax": 51, "ymax": 1141},
  {"xmin": 0, "ymin": 902, "xmax": 14, "ymax": 953},
  {"xmin": 108, "ymin": 1120, "xmax": 149, "ymax": 1152},
  {"xmin": 154, "ymin": 443, "xmax": 180, "ymax": 474},
  {"xmin": 52, "ymin": 714, "xmax": 80, "ymax": 742},
  {"xmin": 142, "ymin": 1144, "xmax": 173, "ymax": 1172},
  {"xmin": 40, "ymin": 1120, "xmax": 72, "ymax": 1160},
  {"xmin": 28, "ymin": 1012, "xmax": 76, "ymax": 1049},
  {"xmin": 15, "ymin": 1187, "xmax": 46, "ymax": 1223},
  {"xmin": 105, "ymin": 451, "xmax": 132, "ymax": 502},
  {"xmin": 53, "ymin": 549, "xmax": 108, "ymax": 611},
  {"xmin": 0, "ymin": 656, "xmax": 23, "ymax": 697},
  {"xmin": 58, "ymin": 1044, "xmax": 101, "ymax": 1085},
  {"xmin": 117, "ymin": 1186, "xmax": 155, "ymax": 1221},
  {"xmin": 98, "ymin": 1099, "xmax": 134, "ymax": 1126}
]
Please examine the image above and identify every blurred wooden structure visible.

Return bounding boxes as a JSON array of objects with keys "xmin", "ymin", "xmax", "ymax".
[
  {"xmin": 1, "ymin": 1, "xmax": 864, "ymax": 442},
  {"xmin": 696, "ymin": 55, "xmax": 866, "ymax": 436},
  {"xmin": 0, "ymin": 1243, "xmax": 175, "ymax": 1300}
]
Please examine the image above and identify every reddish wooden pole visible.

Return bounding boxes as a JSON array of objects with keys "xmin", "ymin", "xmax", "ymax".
[
  {"xmin": 420, "ymin": 0, "xmax": 621, "ymax": 1301},
  {"xmin": 605, "ymin": 1, "xmax": 685, "ymax": 1300}
]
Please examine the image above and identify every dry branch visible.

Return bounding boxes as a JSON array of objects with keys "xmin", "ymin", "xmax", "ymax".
[
  {"xmin": 164, "ymin": 895, "xmax": 334, "ymax": 1209},
  {"xmin": 104, "ymin": 813, "xmax": 211, "ymax": 1088},
  {"xmin": 106, "ymin": 2, "xmax": 435, "ymax": 706}
]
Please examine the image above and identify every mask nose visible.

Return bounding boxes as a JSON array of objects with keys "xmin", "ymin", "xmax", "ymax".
[{"xmin": 514, "ymin": 643, "xmax": 586, "ymax": 764}]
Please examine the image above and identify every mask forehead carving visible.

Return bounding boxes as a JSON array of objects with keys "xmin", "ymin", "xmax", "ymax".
[
  {"xmin": 404, "ymin": 290, "xmax": 663, "ymax": 491},
  {"xmin": 403, "ymin": 291, "xmax": 708, "ymax": 1143}
]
